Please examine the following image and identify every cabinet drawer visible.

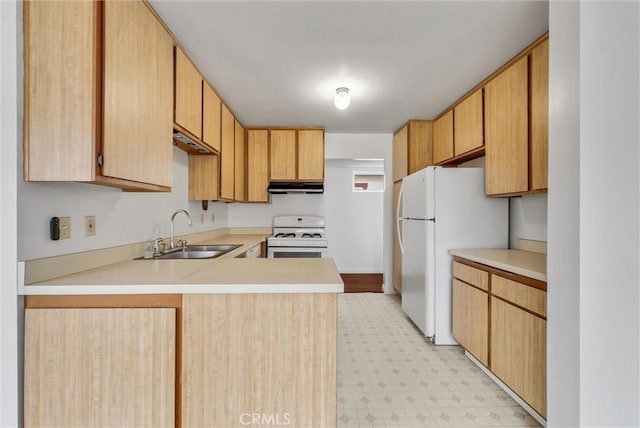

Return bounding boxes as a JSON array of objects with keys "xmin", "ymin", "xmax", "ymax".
[
  {"xmin": 453, "ymin": 261, "xmax": 489, "ymax": 291},
  {"xmin": 491, "ymin": 275, "xmax": 546, "ymax": 317}
]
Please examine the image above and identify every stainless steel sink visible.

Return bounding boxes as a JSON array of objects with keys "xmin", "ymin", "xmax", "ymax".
[
  {"xmin": 185, "ymin": 244, "xmax": 242, "ymax": 252},
  {"xmin": 135, "ymin": 243, "xmax": 242, "ymax": 260},
  {"xmin": 155, "ymin": 250, "xmax": 224, "ymax": 259}
]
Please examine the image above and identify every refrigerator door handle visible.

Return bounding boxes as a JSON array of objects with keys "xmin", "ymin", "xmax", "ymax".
[{"xmin": 397, "ymin": 181, "xmax": 405, "ymax": 255}]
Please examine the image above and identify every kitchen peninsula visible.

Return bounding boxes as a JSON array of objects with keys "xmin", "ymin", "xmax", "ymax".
[{"xmin": 20, "ymin": 233, "xmax": 343, "ymax": 428}]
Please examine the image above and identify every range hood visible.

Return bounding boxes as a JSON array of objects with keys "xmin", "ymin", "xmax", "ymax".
[
  {"xmin": 173, "ymin": 130, "xmax": 212, "ymax": 154},
  {"xmin": 268, "ymin": 182, "xmax": 324, "ymax": 194}
]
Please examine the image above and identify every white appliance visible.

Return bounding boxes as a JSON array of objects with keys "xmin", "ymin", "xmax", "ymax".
[
  {"xmin": 267, "ymin": 215, "xmax": 328, "ymax": 258},
  {"xmin": 397, "ymin": 166, "xmax": 508, "ymax": 345}
]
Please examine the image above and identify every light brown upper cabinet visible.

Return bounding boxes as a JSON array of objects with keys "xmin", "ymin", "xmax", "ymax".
[
  {"xmin": 220, "ymin": 105, "xmax": 235, "ymax": 200},
  {"xmin": 269, "ymin": 129, "xmax": 324, "ymax": 182},
  {"xmin": 202, "ymin": 83, "xmax": 221, "ymax": 153},
  {"xmin": 530, "ymin": 39, "xmax": 549, "ymax": 192},
  {"xmin": 392, "ymin": 120, "xmax": 433, "ymax": 182},
  {"xmin": 174, "ymin": 47, "xmax": 203, "ymax": 140},
  {"xmin": 234, "ymin": 120, "xmax": 246, "ymax": 202},
  {"xmin": 24, "ymin": 0, "xmax": 173, "ymax": 191},
  {"xmin": 246, "ymin": 130, "xmax": 270, "ymax": 203},
  {"xmin": 297, "ymin": 129, "xmax": 325, "ymax": 181},
  {"xmin": 454, "ymin": 89, "xmax": 484, "ymax": 156},
  {"xmin": 270, "ymin": 130, "xmax": 297, "ymax": 181},
  {"xmin": 484, "ymin": 56, "xmax": 529, "ymax": 196},
  {"xmin": 432, "ymin": 112, "xmax": 454, "ymax": 165},
  {"xmin": 188, "ymin": 154, "xmax": 219, "ymax": 201}
]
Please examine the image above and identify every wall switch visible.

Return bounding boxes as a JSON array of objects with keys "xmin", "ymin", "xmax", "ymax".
[
  {"xmin": 211, "ymin": 213, "xmax": 216, "ymax": 223},
  {"xmin": 200, "ymin": 213, "xmax": 205, "ymax": 224},
  {"xmin": 85, "ymin": 216, "xmax": 96, "ymax": 236},
  {"xmin": 59, "ymin": 217, "xmax": 71, "ymax": 239}
]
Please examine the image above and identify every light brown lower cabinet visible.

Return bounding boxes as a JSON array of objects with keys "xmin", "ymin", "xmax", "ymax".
[
  {"xmin": 491, "ymin": 297, "xmax": 547, "ymax": 417},
  {"xmin": 24, "ymin": 291, "xmax": 337, "ymax": 427},
  {"xmin": 24, "ymin": 307, "xmax": 176, "ymax": 427},
  {"xmin": 452, "ymin": 258, "xmax": 546, "ymax": 419},
  {"xmin": 452, "ymin": 279, "xmax": 488, "ymax": 365},
  {"xmin": 181, "ymin": 293, "xmax": 337, "ymax": 428}
]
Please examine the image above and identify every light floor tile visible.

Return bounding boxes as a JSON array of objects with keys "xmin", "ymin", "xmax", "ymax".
[{"xmin": 338, "ymin": 293, "xmax": 541, "ymax": 428}]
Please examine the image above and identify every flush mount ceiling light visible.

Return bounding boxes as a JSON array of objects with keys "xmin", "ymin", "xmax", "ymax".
[{"xmin": 334, "ymin": 87, "xmax": 350, "ymax": 110}]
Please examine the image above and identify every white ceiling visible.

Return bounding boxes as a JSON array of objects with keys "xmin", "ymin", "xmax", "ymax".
[{"xmin": 150, "ymin": 1, "xmax": 549, "ymax": 133}]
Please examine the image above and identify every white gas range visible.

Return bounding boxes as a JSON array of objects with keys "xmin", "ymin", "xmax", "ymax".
[{"xmin": 266, "ymin": 215, "xmax": 328, "ymax": 258}]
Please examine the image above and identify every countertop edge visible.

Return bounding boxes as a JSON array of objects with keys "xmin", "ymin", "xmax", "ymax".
[
  {"xmin": 19, "ymin": 283, "xmax": 344, "ymax": 295},
  {"xmin": 450, "ymin": 249, "xmax": 547, "ymax": 282}
]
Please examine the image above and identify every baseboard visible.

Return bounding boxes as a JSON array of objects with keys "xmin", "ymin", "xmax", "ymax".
[{"xmin": 340, "ymin": 273, "xmax": 383, "ymax": 293}]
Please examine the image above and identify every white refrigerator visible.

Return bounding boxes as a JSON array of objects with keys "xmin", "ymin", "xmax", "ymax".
[{"xmin": 397, "ymin": 166, "xmax": 508, "ymax": 345}]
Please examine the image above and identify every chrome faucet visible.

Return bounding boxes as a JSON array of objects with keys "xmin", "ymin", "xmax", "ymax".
[{"xmin": 169, "ymin": 209, "xmax": 193, "ymax": 249}]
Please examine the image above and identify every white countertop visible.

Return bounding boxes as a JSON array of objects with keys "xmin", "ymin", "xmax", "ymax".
[
  {"xmin": 19, "ymin": 234, "xmax": 344, "ymax": 295},
  {"xmin": 449, "ymin": 248, "xmax": 546, "ymax": 282}
]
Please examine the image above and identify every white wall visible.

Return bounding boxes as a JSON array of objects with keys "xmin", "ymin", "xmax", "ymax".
[
  {"xmin": 325, "ymin": 159, "xmax": 384, "ymax": 273},
  {"xmin": 227, "ymin": 194, "xmax": 324, "ymax": 227},
  {"xmin": 578, "ymin": 2, "xmax": 639, "ymax": 425},
  {"xmin": 508, "ymin": 195, "xmax": 547, "ymax": 248},
  {"xmin": 325, "ymin": 133, "xmax": 393, "ymax": 291},
  {"xmin": 548, "ymin": 1, "xmax": 640, "ymax": 426},
  {"xmin": 18, "ymin": 148, "xmax": 229, "ymax": 260},
  {"xmin": 460, "ymin": 156, "xmax": 549, "ymax": 248},
  {"xmin": 547, "ymin": 4, "xmax": 581, "ymax": 424},
  {"xmin": 0, "ymin": 0, "xmax": 19, "ymax": 424}
]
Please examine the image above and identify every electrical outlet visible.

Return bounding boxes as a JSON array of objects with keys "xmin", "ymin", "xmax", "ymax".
[
  {"xmin": 59, "ymin": 217, "xmax": 71, "ymax": 240},
  {"xmin": 85, "ymin": 216, "xmax": 96, "ymax": 236},
  {"xmin": 211, "ymin": 213, "xmax": 215, "ymax": 223},
  {"xmin": 200, "ymin": 213, "xmax": 205, "ymax": 224}
]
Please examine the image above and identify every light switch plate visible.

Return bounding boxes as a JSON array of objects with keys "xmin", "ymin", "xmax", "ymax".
[
  {"xmin": 59, "ymin": 217, "xmax": 71, "ymax": 239},
  {"xmin": 85, "ymin": 216, "xmax": 96, "ymax": 236}
]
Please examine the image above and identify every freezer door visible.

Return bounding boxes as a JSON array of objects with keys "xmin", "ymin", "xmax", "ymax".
[
  {"xmin": 401, "ymin": 169, "xmax": 426, "ymax": 219},
  {"xmin": 400, "ymin": 218, "xmax": 427, "ymax": 335}
]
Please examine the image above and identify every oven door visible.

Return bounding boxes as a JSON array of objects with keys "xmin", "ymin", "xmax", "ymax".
[{"xmin": 267, "ymin": 246, "xmax": 328, "ymax": 259}]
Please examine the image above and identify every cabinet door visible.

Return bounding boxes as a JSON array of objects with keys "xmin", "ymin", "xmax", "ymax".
[
  {"xmin": 452, "ymin": 279, "xmax": 489, "ymax": 365},
  {"xmin": 408, "ymin": 120, "xmax": 433, "ymax": 174},
  {"xmin": 24, "ymin": 308, "xmax": 175, "ymax": 427},
  {"xmin": 485, "ymin": 57, "xmax": 529, "ymax": 196},
  {"xmin": 433, "ymin": 110, "xmax": 454, "ymax": 164},
  {"xmin": 246, "ymin": 130, "xmax": 270, "ymax": 202},
  {"xmin": 270, "ymin": 130, "xmax": 296, "ymax": 181},
  {"xmin": 491, "ymin": 297, "xmax": 547, "ymax": 417},
  {"xmin": 174, "ymin": 47, "xmax": 202, "ymax": 139},
  {"xmin": 188, "ymin": 154, "xmax": 219, "ymax": 201},
  {"xmin": 182, "ymin": 294, "xmax": 336, "ymax": 428},
  {"xmin": 202, "ymin": 83, "xmax": 221, "ymax": 152},
  {"xmin": 298, "ymin": 129, "xmax": 324, "ymax": 181},
  {"xmin": 531, "ymin": 39, "xmax": 549, "ymax": 192},
  {"xmin": 392, "ymin": 125, "xmax": 408, "ymax": 182},
  {"xmin": 454, "ymin": 90, "xmax": 484, "ymax": 156},
  {"xmin": 234, "ymin": 120, "xmax": 246, "ymax": 201},
  {"xmin": 24, "ymin": 0, "xmax": 98, "ymax": 182},
  {"xmin": 220, "ymin": 105, "xmax": 235, "ymax": 200},
  {"xmin": 102, "ymin": 1, "xmax": 173, "ymax": 188},
  {"xmin": 392, "ymin": 181, "xmax": 402, "ymax": 294}
]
